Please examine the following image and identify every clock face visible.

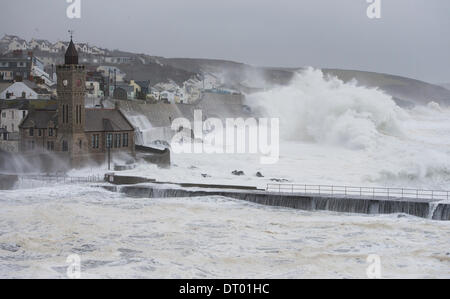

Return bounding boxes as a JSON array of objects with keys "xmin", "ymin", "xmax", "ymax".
[
  {"xmin": 63, "ymin": 80, "xmax": 68, "ymax": 86},
  {"xmin": 76, "ymin": 79, "xmax": 82, "ymax": 87}
]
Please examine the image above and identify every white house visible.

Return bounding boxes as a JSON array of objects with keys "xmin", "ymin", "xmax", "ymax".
[
  {"xmin": 52, "ymin": 41, "xmax": 69, "ymax": 52},
  {"xmin": 160, "ymin": 91, "xmax": 175, "ymax": 103},
  {"xmin": 76, "ymin": 43, "xmax": 93, "ymax": 54},
  {"xmin": 0, "ymin": 82, "xmax": 38, "ymax": 100},
  {"xmin": 29, "ymin": 39, "xmax": 52, "ymax": 52},
  {"xmin": 85, "ymin": 81, "xmax": 103, "ymax": 98},
  {"xmin": 91, "ymin": 46, "xmax": 106, "ymax": 55},
  {"xmin": 0, "ymin": 105, "xmax": 28, "ymax": 138},
  {"xmin": 8, "ymin": 40, "xmax": 28, "ymax": 51}
]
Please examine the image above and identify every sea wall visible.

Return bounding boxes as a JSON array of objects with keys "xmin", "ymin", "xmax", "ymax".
[{"xmin": 109, "ymin": 184, "xmax": 450, "ymax": 221}]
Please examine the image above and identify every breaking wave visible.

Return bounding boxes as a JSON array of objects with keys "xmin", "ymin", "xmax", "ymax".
[
  {"xmin": 245, "ymin": 68, "xmax": 450, "ymax": 189},
  {"xmin": 246, "ymin": 68, "xmax": 407, "ymax": 150}
]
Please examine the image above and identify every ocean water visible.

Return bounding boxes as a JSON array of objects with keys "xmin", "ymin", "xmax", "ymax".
[
  {"xmin": 2, "ymin": 69, "xmax": 450, "ymax": 278},
  {"xmin": 97, "ymin": 69, "xmax": 450, "ymax": 191},
  {"xmin": 0, "ymin": 184, "xmax": 449, "ymax": 278}
]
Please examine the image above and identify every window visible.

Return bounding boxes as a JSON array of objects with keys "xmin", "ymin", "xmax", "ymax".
[
  {"xmin": 79, "ymin": 140, "xmax": 82, "ymax": 150},
  {"xmin": 1, "ymin": 112, "xmax": 5, "ymax": 118},
  {"xmin": 11, "ymin": 124, "xmax": 14, "ymax": 132},
  {"xmin": 123, "ymin": 133, "xmax": 128, "ymax": 147},
  {"xmin": 62, "ymin": 105, "xmax": 69, "ymax": 124},
  {"xmin": 29, "ymin": 128, "xmax": 34, "ymax": 136},
  {"xmin": 38, "ymin": 129, "xmax": 42, "ymax": 137},
  {"xmin": 21, "ymin": 92, "xmax": 26, "ymax": 98},
  {"xmin": 11, "ymin": 111, "xmax": 14, "ymax": 119},
  {"xmin": 62, "ymin": 140, "xmax": 68, "ymax": 152},
  {"xmin": 22, "ymin": 111, "xmax": 26, "ymax": 118},
  {"xmin": 48, "ymin": 128, "xmax": 53, "ymax": 137},
  {"xmin": 47, "ymin": 141, "xmax": 54, "ymax": 151},
  {"xmin": 106, "ymin": 133, "xmax": 112, "ymax": 149},
  {"xmin": 114, "ymin": 134, "xmax": 121, "ymax": 148},
  {"xmin": 91, "ymin": 134, "xmax": 99, "ymax": 149}
]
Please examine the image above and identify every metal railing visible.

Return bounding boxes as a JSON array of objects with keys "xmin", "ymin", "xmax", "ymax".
[{"xmin": 266, "ymin": 183, "xmax": 450, "ymax": 201}]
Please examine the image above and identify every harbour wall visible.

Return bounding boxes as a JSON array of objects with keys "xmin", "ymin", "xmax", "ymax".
[{"xmin": 103, "ymin": 183, "xmax": 450, "ymax": 221}]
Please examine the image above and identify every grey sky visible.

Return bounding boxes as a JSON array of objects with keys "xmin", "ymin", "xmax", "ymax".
[{"xmin": 1, "ymin": 0, "xmax": 449, "ymax": 83}]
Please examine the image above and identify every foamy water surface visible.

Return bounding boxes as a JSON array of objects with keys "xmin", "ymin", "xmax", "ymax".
[{"xmin": 0, "ymin": 184, "xmax": 449, "ymax": 278}]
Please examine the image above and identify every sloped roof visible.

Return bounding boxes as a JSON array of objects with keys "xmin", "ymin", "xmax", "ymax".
[
  {"xmin": 85, "ymin": 108, "xmax": 134, "ymax": 132},
  {"xmin": 19, "ymin": 107, "xmax": 134, "ymax": 132},
  {"xmin": 0, "ymin": 82, "xmax": 12, "ymax": 94},
  {"xmin": 0, "ymin": 100, "xmax": 29, "ymax": 110},
  {"xmin": 20, "ymin": 109, "xmax": 58, "ymax": 129}
]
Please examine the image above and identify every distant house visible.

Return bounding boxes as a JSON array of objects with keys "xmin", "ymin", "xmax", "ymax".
[
  {"xmin": 85, "ymin": 81, "xmax": 103, "ymax": 98},
  {"xmin": 53, "ymin": 41, "xmax": 69, "ymax": 52},
  {"xmin": 0, "ymin": 81, "xmax": 38, "ymax": 100},
  {"xmin": 160, "ymin": 91, "xmax": 175, "ymax": 103},
  {"xmin": 7, "ymin": 39, "xmax": 28, "ymax": 52},
  {"xmin": 128, "ymin": 80, "xmax": 141, "ymax": 96},
  {"xmin": 0, "ymin": 101, "xmax": 29, "ymax": 141},
  {"xmin": 29, "ymin": 39, "xmax": 53, "ymax": 52},
  {"xmin": 0, "ymin": 81, "xmax": 49, "ymax": 100},
  {"xmin": 91, "ymin": 46, "xmax": 106, "ymax": 55},
  {"xmin": 105, "ymin": 56, "xmax": 132, "ymax": 64},
  {"xmin": 0, "ymin": 50, "xmax": 33, "ymax": 81},
  {"xmin": 76, "ymin": 43, "xmax": 92, "ymax": 54},
  {"xmin": 135, "ymin": 80, "xmax": 151, "ymax": 99},
  {"xmin": 0, "ymin": 100, "xmax": 29, "ymax": 152},
  {"xmin": 113, "ymin": 84, "xmax": 134, "ymax": 100}
]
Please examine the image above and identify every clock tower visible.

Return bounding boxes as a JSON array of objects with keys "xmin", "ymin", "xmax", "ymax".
[{"xmin": 56, "ymin": 37, "xmax": 87, "ymax": 158}]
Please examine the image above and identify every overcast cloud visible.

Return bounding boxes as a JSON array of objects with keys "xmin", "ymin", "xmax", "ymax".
[{"xmin": 1, "ymin": 0, "xmax": 449, "ymax": 83}]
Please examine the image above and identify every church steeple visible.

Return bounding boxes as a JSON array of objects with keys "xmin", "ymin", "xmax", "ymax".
[{"xmin": 65, "ymin": 36, "xmax": 78, "ymax": 65}]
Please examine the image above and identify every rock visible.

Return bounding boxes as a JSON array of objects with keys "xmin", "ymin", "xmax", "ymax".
[
  {"xmin": 256, "ymin": 172, "xmax": 264, "ymax": 177},
  {"xmin": 201, "ymin": 174, "xmax": 211, "ymax": 178},
  {"xmin": 232, "ymin": 170, "xmax": 245, "ymax": 176},
  {"xmin": 0, "ymin": 243, "xmax": 21, "ymax": 252}
]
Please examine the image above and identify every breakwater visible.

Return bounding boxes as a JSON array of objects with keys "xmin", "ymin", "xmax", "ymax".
[{"xmin": 102, "ymin": 181, "xmax": 450, "ymax": 221}]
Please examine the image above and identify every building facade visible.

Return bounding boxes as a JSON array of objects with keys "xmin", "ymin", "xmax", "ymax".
[
  {"xmin": 0, "ymin": 50, "xmax": 33, "ymax": 81},
  {"xmin": 19, "ymin": 39, "xmax": 135, "ymax": 167}
]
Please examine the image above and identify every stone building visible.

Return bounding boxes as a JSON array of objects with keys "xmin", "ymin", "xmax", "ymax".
[{"xmin": 19, "ymin": 38, "xmax": 135, "ymax": 167}]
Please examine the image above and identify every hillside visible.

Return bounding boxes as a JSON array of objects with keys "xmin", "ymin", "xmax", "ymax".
[
  {"xmin": 158, "ymin": 57, "xmax": 450, "ymax": 106},
  {"xmin": 439, "ymin": 83, "xmax": 450, "ymax": 91},
  {"xmin": 322, "ymin": 69, "xmax": 450, "ymax": 107},
  {"xmin": 2, "ymin": 34, "xmax": 449, "ymax": 106}
]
